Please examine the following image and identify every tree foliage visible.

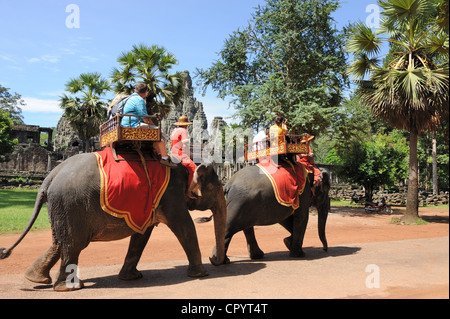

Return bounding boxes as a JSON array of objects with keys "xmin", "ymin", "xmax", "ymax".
[
  {"xmin": 0, "ymin": 85, "xmax": 21, "ymax": 161},
  {"xmin": 111, "ymin": 44, "xmax": 185, "ymax": 117},
  {"xmin": 0, "ymin": 85, "xmax": 25, "ymax": 125},
  {"xmin": 60, "ymin": 72, "xmax": 110, "ymax": 152},
  {"xmin": 196, "ymin": 0, "xmax": 349, "ymax": 134},
  {"xmin": 335, "ymin": 132, "xmax": 409, "ymax": 201},
  {"xmin": 323, "ymin": 93, "xmax": 409, "ymax": 200},
  {"xmin": 0, "ymin": 110, "xmax": 16, "ymax": 162}
]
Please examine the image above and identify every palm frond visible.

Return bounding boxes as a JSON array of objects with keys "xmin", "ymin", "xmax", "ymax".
[
  {"xmin": 378, "ymin": 0, "xmax": 433, "ymax": 23},
  {"xmin": 347, "ymin": 53, "xmax": 381, "ymax": 79},
  {"xmin": 60, "ymin": 72, "xmax": 110, "ymax": 145},
  {"xmin": 346, "ymin": 21, "xmax": 382, "ymax": 57},
  {"xmin": 424, "ymin": 30, "xmax": 450, "ymax": 58},
  {"xmin": 110, "ymin": 44, "xmax": 185, "ymax": 115}
]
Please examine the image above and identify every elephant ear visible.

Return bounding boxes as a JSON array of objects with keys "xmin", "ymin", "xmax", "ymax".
[
  {"xmin": 188, "ymin": 164, "xmax": 211, "ymax": 198},
  {"xmin": 196, "ymin": 164, "xmax": 218, "ymax": 185},
  {"xmin": 194, "ymin": 164, "xmax": 208, "ymax": 184}
]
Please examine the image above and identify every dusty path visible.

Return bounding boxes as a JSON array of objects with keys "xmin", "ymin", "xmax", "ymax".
[{"xmin": 0, "ymin": 206, "xmax": 448, "ymax": 299}]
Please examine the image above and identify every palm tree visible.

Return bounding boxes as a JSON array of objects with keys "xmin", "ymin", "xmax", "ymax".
[
  {"xmin": 60, "ymin": 72, "xmax": 111, "ymax": 152},
  {"xmin": 111, "ymin": 44, "xmax": 185, "ymax": 118},
  {"xmin": 346, "ymin": 0, "xmax": 449, "ymax": 223}
]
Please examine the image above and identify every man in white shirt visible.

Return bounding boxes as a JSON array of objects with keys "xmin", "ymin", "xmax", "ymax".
[{"xmin": 253, "ymin": 127, "xmax": 269, "ymax": 151}]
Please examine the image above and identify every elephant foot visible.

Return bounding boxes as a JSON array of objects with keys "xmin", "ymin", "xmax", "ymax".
[
  {"xmin": 53, "ymin": 279, "xmax": 84, "ymax": 292},
  {"xmin": 24, "ymin": 266, "xmax": 52, "ymax": 284},
  {"xmin": 249, "ymin": 249, "xmax": 264, "ymax": 260},
  {"xmin": 214, "ymin": 255, "xmax": 231, "ymax": 264},
  {"xmin": 187, "ymin": 264, "xmax": 208, "ymax": 278},
  {"xmin": 284, "ymin": 237, "xmax": 305, "ymax": 258},
  {"xmin": 119, "ymin": 268, "xmax": 143, "ymax": 281},
  {"xmin": 289, "ymin": 250, "xmax": 305, "ymax": 258}
]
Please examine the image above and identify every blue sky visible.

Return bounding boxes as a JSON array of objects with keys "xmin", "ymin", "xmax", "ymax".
[{"xmin": 0, "ymin": 0, "xmax": 380, "ymax": 128}]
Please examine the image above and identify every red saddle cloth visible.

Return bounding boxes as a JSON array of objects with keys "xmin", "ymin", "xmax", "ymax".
[
  {"xmin": 94, "ymin": 147, "xmax": 170, "ymax": 234},
  {"xmin": 256, "ymin": 158, "xmax": 307, "ymax": 210}
]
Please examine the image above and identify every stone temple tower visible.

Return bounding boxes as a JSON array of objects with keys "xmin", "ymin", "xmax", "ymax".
[{"xmin": 161, "ymin": 71, "xmax": 211, "ymax": 153}]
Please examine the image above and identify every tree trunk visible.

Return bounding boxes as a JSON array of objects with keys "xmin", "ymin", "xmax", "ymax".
[
  {"xmin": 364, "ymin": 186, "xmax": 374, "ymax": 203},
  {"xmin": 84, "ymin": 138, "xmax": 90, "ymax": 153},
  {"xmin": 403, "ymin": 131, "xmax": 420, "ymax": 223},
  {"xmin": 432, "ymin": 132, "xmax": 438, "ymax": 195}
]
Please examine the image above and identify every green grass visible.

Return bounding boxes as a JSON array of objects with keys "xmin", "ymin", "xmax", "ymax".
[
  {"xmin": 330, "ymin": 200, "xmax": 356, "ymax": 207},
  {"xmin": 0, "ymin": 189, "xmax": 50, "ymax": 234}
]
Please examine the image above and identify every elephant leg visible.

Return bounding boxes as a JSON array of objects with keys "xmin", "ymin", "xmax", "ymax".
[
  {"xmin": 166, "ymin": 212, "xmax": 208, "ymax": 278},
  {"xmin": 279, "ymin": 215, "xmax": 293, "ymax": 234},
  {"xmin": 219, "ymin": 218, "xmax": 246, "ymax": 264},
  {"xmin": 53, "ymin": 246, "xmax": 84, "ymax": 292},
  {"xmin": 289, "ymin": 210, "xmax": 309, "ymax": 258},
  {"xmin": 243, "ymin": 227, "xmax": 264, "ymax": 259},
  {"xmin": 212, "ymin": 230, "xmax": 233, "ymax": 264},
  {"xmin": 279, "ymin": 215, "xmax": 296, "ymax": 253},
  {"xmin": 25, "ymin": 241, "xmax": 61, "ymax": 284},
  {"xmin": 119, "ymin": 226, "xmax": 154, "ymax": 281}
]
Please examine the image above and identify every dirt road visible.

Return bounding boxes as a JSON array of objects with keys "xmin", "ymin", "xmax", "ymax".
[{"xmin": 0, "ymin": 206, "xmax": 448, "ymax": 299}]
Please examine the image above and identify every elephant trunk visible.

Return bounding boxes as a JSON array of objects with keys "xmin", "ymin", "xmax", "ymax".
[{"xmin": 209, "ymin": 184, "xmax": 227, "ymax": 266}]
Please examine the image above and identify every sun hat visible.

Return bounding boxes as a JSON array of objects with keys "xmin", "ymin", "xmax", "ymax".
[
  {"xmin": 300, "ymin": 133, "xmax": 315, "ymax": 143},
  {"xmin": 174, "ymin": 115, "xmax": 193, "ymax": 126}
]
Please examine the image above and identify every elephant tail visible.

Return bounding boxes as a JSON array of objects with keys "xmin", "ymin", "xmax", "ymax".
[
  {"xmin": 1, "ymin": 180, "xmax": 49, "ymax": 259},
  {"xmin": 316, "ymin": 169, "xmax": 331, "ymax": 252}
]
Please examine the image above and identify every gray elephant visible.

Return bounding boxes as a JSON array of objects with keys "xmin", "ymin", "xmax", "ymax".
[
  {"xmin": 206, "ymin": 164, "xmax": 330, "ymax": 263},
  {"xmin": 1, "ymin": 153, "xmax": 226, "ymax": 291}
]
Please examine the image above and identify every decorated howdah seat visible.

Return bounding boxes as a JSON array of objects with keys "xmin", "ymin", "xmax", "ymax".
[
  {"xmin": 99, "ymin": 114, "xmax": 161, "ymax": 148},
  {"xmin": 245, "ymin": 134, "xmax": 310, "ymax": 162}
]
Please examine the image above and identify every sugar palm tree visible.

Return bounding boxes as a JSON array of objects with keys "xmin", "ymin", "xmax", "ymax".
[
  {"xmin": 346, "ymin": 0, "xmax": 449, "ymax": 223},
  {"xmin": 60, "ymin": 72, "xmax": 111, "ymax": 152},
  {"xmin": 110, "ymin": 44, "xmax": 185, "ymax": 118}
]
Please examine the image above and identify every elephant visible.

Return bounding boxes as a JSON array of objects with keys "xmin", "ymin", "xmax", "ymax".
[
  {"xmin": 0, "ymin": 152, "xmax": 226, "ymax": 291},
  {"xmin": 206, "ymin": 164, "xmax": 330, "ymax": 263}
]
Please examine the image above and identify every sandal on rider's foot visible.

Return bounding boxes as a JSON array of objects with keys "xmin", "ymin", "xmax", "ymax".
[{"xmin": 159, "ymin": 158, "xmax": 178, "ymax": 168}]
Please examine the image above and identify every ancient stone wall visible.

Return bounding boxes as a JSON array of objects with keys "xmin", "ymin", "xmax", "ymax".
[
  {"xmin": 0, "ymin": 144, "xmax": 52, "ymax": 172},
  {"xmin": 330, "ymin": 187, "xmax": 449, "ymax": 206}
]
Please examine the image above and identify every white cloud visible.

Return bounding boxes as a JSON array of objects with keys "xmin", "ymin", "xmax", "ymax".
[
  {"xmin": 81, "ymin": 55, "xmax": 100, "ymax": 63},
  {"xmin": 60, "ymin": 48, "xmax": 78, "ymax": 55},
  {"xmin": 0, "ymin": 55, "xmax": 17, "ymax": 63},
  {"xmin": 27, "ymin": 57, "xmax": 40, "ymax": 63},
  {"xmin": 41, "ymin": 55, "xmax": 60, "ymax": 63},
  {"xmin": 21, "ymin": 97, "xmax": 62, "ymax": 113},
  {"xmin": 26, "ymin": 54, "xmax": 60, "ymax": 64}
]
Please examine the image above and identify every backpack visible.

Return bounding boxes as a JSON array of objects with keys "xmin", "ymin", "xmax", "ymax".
[{"xmin": 107, "ymin": 95, "xmax": 131, "ymax": 120}]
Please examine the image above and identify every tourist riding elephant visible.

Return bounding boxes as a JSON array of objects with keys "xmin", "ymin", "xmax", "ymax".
[
  {"xmin": 206, "ymin": 164, "xmax": 330, "ymax": 263},
  {"xmin": 0, "ymin": 152, "xmax": 226, "ymax": 291}
]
